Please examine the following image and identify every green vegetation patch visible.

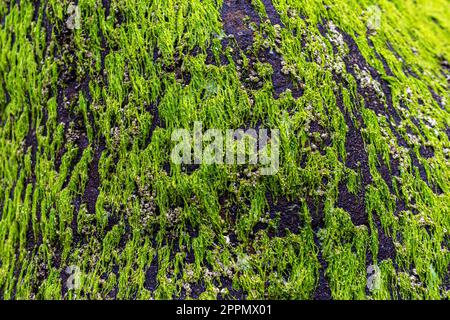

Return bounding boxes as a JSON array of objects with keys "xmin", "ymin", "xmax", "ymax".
[{"xmin": 0, "ymin": 0, "xmax": 449, "ymax": 299}]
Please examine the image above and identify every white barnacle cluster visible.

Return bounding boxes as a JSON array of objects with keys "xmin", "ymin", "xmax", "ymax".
[
  {"xmin": 287, "ymin": 8, "xmax": 299, "ymax": 19},
  {"xmin": 140, "ymin": 197, "xmax": 156, "ymax": 227},
  {"xmin": 280, "ymin": 59, "xmax": 303, "ymax": 85},
  {"xmin": 305, "ymin": 33, "xmax": 328, "ymax": 65},
  {"xmin": 354, "ymin": 65, "xmax": 385, "ymax": 99},
  {"xmin": 132, "ymin": 175, "xmax": 158, "ymax": 227},
  {"xmin": 327, "ymin": 21, "xmax": 346, "ymax": 54},
  {"xmin": 425, "ymin": 116, "xmax": 438, "ymax": 128},
  {"xmin": 273, "ymin": 23, "xmax": 282, "ymax": 39},
  {"xmin": 166, "ymin": 207, "xmax": 182, "ymax": 225},
  {"xmin": 308, "ymin": 23, "xmax": 347, "ymax": 75},
  {"xmin": 110, "ymin": 126, "xmax": 121, "ymax": 145},
  {"xmin": 406, "ymin": 132, "xmax": 420, "ymax": 146},
  {"xmin": 440, "ymin": 96, "xmax": 447, "ymax": 107},
  {"xmin": 66, "ymin": 122, "xmax": 82, "ymax": 144},
  {"xmin": 396, "ymin": 147, "xmax": 411, "ymax": 174},
  {"xmin": 324, "ymin": 54, "xmax": 346, "ymax": 75},
  {"xmin": 443, "ymin": 148, "xmax": 450, "ymax": 163}
]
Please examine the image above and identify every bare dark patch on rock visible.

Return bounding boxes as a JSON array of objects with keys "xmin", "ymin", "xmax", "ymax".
[
  {"xmin": 366, "ymin": 34, "xmax": 394, "ymax": 77},
  {"xmin": 386, "ymin": 41, "xmax": 420, "ymax": 79},
  {"xmin": 275, "ymin": 201, "xmax": 302, "ymax": 237},
  {"xmin": 54, "ymin": 15, "xmax": 88, "ymax": 167},
  {"xmin": 190, "ymin": 280, "xmax": 207, "ymax": 299},
  {"xmin": 144, "ymin": 254, "xmax": 159, "ymax": 292},
  {"xmin": 83, "ymin": 143, "xmax": 104, "ymax": 214},
  {"xmin": 205, "ymin": 46, "xmax": 229, "ymax": 66},
  {"xmin": 306, "ymin": 195, "xmax": 325, "ymax": 229},
  {"xmin": 410, "ymin": 117, "xmax": 428, "ymax": 141},
  {"xmin": 373, "ymin": 213, "xmax": 396, "ymax": 262},
  {"xmin": 219, "ymin": 192, "xmax": 239, "ymax": 233},
  {"xmin": 42, "ymin": 1, "xmax": 52, "ymax": 49},
  {"xmin": 309, "ymin": 120, "xmax": 332, "ymax": 155},
  {"xmin": 409, "ymin": 150, "xmax": 429, "ymax": 185},
  {"xmin": 221, "ymin": 0, "xmax": 302, "ymax": 98},
  {"xmin": 377, "ymin": 156, "xmax": 395, "ymax": 194},
  {"xmin": 395, "ymin": 124, "xmax": 435, "ymax": 192},
  {"xmin": 339, "ymin": 29, "xmax": 401, "ymax": 124},
  {"xmin": 102, "ymin": 0, "xmax": 111, "ymax": 18},
  {"xmin": 328, "ymin": 72, "xmax": 372, "ymax": 227},
  {"xmin": 1, "ymin": 0, "xmax": 13, "ymax": 27},
  {"xmin": 32, "ymin": 0, "xmax": 42, "ymax": 22},
  {"xmin": 217, "ymin": 276, "xmax": 246, "ymax": 300},
  {"xmin": 159, "ymin": 52, "xmax": 192, "ymax": 86},
  {"xmin": 445, "ymin": 125, "xmax": 450, "ymax": 141},
  {"xmin": 428, "ymin": 86, "xmax": 446, "ymax": 110},
  {"xmin": 419, "ymin": 145, "xmax": 435, "ymax": 159},
  {"xmin": 260, "ymin": 0, "xmax": 283, "ymax": 26},
  {"xmin": 221, "ymin": 0, "xmax": 260, "ymax": 50},
  {"xmin": 26, "ymin": 218, "xmax": 42, "ymax": 253},
  {"xmin": 389, "ymin": 122, "xmax": 408, "ymax": 148},
  {"xmin": 23, "ymin": 110, "xmax": 38, "ymax": 186},
  {"xmin": 253, "ymin": 194, "xmax": 303, "ymax": 238},
  {"xmin": 259, "ymin": 48, "xmax": 303, "ymax": 98},
  {"xmin": 1, "ymin": 79, "xmax": 10, "ymax": 107},
  {"xmin": 440, "ymin": 58, "xmax": 450, "ymax": 74},
  {"xmin": 118, "ymin": 218, "xmax": 131, "ymax": 249},
  {"xmin": 337, "ymin": 181, "xmax": 367, "ymax": 226},
  {"xmin": 312, "ymin": 233, "xmax": 332, "ymax": 300},
  {"xmin": 339, "ymin": 116, "xmax": 372, "ymax": 226},
  {"xmin": 145, "ymin": 99, "xmax": 165, "ymax": 147}
]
